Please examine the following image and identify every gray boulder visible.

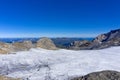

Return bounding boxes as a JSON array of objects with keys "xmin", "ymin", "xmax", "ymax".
[{"xmin": 71, "ymin": 70, "xmax": 120, "ymax": 80}]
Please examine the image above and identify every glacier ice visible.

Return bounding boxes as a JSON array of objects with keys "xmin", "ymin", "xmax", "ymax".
[{"xmin": 0, "ymin": 47, "xmax": 120, "ymax": 80}]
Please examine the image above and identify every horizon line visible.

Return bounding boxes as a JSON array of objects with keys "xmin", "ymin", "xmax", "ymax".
[{"xmin": 0, "ymin": 37, "xmax": 95, "ymax": 38}]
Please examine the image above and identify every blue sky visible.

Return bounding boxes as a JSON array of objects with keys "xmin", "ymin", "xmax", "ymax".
[{"xmin": 0, "ymin": 0, "xmax": 120, "ymax": 38}]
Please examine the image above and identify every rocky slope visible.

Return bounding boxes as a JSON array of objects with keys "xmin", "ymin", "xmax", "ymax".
[
  {"xmin": 0, "ymin": 42, "xmax": 13, "ymax": 54},
  {"xmin": 12, "ymin": 40, "xmax": 33, "ymax": 51},
  {"xmin": 69, "ymin": 40, "xmax": 92, "ymax": 50},
  {"xmin": 71, "ymin": 70, "xmax": 120, "ymax": 80},
  {"xmin": 0, "ymin": 37, "xmax": 57, "ymax": 54},
  {"xmin": 69, "ymin": 29, "xmax": 120, "ymax": 50},
  {"xmin": 0, "ymin": 40, "xmax": 33, "ymax": 54},
  {"xmin": 36, "ymin": 37, "xmax": 57, "ymax": 50},
  {"xmin": 92, "ymin": 29, "xmax": 120, "ymax": 49},
  {"xmin": 94, "ymin": 29, "xmax": 120, "ymax": 43}
]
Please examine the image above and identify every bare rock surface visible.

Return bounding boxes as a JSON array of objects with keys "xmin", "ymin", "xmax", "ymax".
[
  {"xmin": 71, "ymin": 70, "xmax": 120, "ymax": 80},
  {"xmin": 0, "ymin": 42, "xmax": 13, "ymax": 54},
  {"xmin": 70, "ymin": 40, "xmax": 92, "ymax": 50},
  {"xmin": 93, "ymin": 29, "xmax": 120, "ymax": 43},
  {"xmin": 0, "ymin": 40, "xmax": 33, "ymax": 54},
  {"xmin": 0, "ymin": 37, "xmax": 58, "ymax": 54},
  {"xmin": 91, "ymin": 29, "xmax": 120, "ymax": 49},
  {"xmin": 12, "ymin": 40, "xmax": 33, "ymax": 51},
  {"xmin": 69, "ymin": 29, "xmax": 120, "ymax": 50},
  {"xmin": 36, "ymin": 37, "xmax": 57, "ymax": 50}
]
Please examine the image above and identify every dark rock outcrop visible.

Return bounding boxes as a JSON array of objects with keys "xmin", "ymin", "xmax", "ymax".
[
  {"xmin": 91, "ymin": 29, "xmax": 120, "ymax": 49},
  {"xmin": 71, "ymin": 70, "xmax": 120, "ymax": 80},
  {"xmin": 69, "ymin": 40, "xmax": 92, "ymax": 50},
  {"xmin": 93, "ymin": 29, "xmax": 120, "ymax": 43},
  {"xmin": 36, "ymin": 37, "xmax": 57, "ymax": 50}
]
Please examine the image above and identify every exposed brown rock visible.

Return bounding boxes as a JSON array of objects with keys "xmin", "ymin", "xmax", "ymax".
[
  {"xmin": 36, "ymin": 37, "xmax": 57, "ymax": 50},
  {"xmin": 0, "ymin": 75, "xmax": 21, "ymax": 80},
  {"xmin": 12, "ymin": 40, "xmax": 33, "ymax": 51},
  {"xmin": 0, "ymin": 42, "xmax": 12, "ymax": 54},
  {"xmin": 0, "ymin": 40, "xmax": 33, "ymax": 54},
  {"xmin": 71, "ymin": 70, "xmax": 120, "ymax": 80},
  {"xmin": 0, "ymin": 49, "xmax": 9, "ymax": 54},
  {"xmin": 0, "ymin": 37, "xmax": 58, "ymax": 54}
]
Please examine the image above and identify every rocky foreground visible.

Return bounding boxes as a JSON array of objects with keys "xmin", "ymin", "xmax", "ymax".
[{"xmin": 72, "ymin": 70, "xmax": 120, "ymax": 80}]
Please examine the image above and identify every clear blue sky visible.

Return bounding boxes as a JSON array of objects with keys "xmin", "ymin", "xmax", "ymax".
[{"xmin": 0, "ymin": 0, "xmax": 120, "ymax": 38}]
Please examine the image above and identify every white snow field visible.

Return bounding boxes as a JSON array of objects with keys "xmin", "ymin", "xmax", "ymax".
[{"xmin": 0, "ymin": 47, "xmax": 120, "ymax": 80}]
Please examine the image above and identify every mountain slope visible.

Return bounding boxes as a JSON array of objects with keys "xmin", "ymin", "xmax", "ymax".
[{"xmin": 69, "ymin": 29, "xmax": 120, "ymax": 50}]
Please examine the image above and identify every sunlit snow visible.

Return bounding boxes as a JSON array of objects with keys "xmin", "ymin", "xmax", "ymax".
[{"xmin": 0, "ymin": 47, "xmax": 120, "ymax": 80}]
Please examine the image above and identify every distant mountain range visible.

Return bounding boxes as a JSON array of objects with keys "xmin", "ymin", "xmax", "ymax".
[
  {"xmin": 0, "ymin": 28, "xmax": 120, "ymax": 51},
  {"xmin": 0, "ymin": 37, "xmax": 94, "ymax": 48}
]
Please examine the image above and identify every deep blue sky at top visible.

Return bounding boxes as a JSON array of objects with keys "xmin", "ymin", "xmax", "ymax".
[{"xmin": 0, "ymin": 0, "xmax": 120, "ymax": 37}]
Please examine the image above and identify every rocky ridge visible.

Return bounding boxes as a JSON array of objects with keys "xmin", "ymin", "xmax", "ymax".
[
  {"xmin": 0, "ymin": 29, "xmax": 120, "ymax": 53},
  {"xmin": 0, "ymin": 37, "xmax": 57, "ymax": 54},
  {"xmin": 69, "ymin": 29, "xmax": 120, "ymax": 50}
]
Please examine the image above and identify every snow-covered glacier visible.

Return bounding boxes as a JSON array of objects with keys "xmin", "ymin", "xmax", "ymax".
[{"xmin": 0, "ymin": 47, "xmax": 120, "ymax": 80}]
